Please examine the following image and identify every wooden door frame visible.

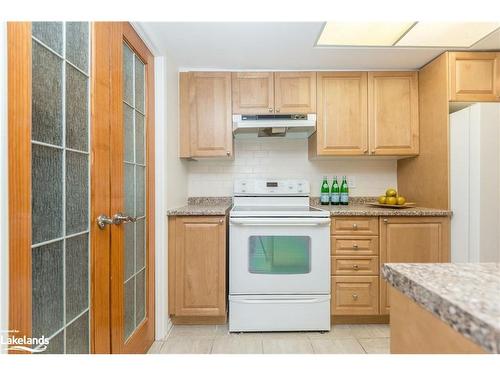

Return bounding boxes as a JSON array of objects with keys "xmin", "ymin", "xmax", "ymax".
[
  {"xmin": 7, "ymin": 22, "xmax": 32, "ymax": 353},
  {"xmin": 109, "ymin": 22, "xmax": 155, "ymax": 354}
]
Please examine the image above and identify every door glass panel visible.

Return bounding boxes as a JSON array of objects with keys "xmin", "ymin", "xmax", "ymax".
[
  {"xmin": 31, "ymin": 22, "xmax": 90, "ymax": 354},
  {"xmin": 122, "ymin": 42, "xmax": 147, "ymax": 339},
  {"xmin": 65, "ymin": 64, "xmax": 89, "ymax": 151},
  {"xmin": 32, "ymin": 42, "xmax": 63, "ymax": 146},
  {"xmin": 65, "ymin": 22, "xmax": 89, "ymax": 72},
  {"xmin": 31, "ymin": 144, "xmax": 63, "ymax": 244},
  {"xmin": 248, "ymin": 236, "xmax": 311, "ymax": 274},
  {"xmin": 65, "ymin": 150, "xmax": 89, "ymax": 235}
]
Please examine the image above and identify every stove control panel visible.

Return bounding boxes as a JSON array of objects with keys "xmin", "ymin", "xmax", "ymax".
[{"xmin": 234, "ymin": 179, "xmax": 310, "ymax": 196}]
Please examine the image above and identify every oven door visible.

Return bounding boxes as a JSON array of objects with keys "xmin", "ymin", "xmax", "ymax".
[{"xmin": 229, "ymin": 217, "xmax": 330, "ymax": 295}]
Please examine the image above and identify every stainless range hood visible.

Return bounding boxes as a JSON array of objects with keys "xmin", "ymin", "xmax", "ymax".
[{"xmin": 232, "ymin": 114, "xmax": 316, "ymax": 138}]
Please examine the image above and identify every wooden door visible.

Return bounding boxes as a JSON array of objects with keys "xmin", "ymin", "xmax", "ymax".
[
  {"xmin": 174, "ymin": 216, "xmax": 226, "ymax": 317},
  {"xmin": 368, "ymin": 72, "xmax": 419, "ymax": 156},
  {"xmin": 274, "ymin": 72, "xmax": 316, "ymax": 113},
  {"xmin": 449, "ymin": 52, "xmax": 500, "ymax": 102},
  {"xmin": 7, "ymin": 22, "xmax": 155, "ymax": 354},
  {"xmin": 379, "ymin": 217, "xmax": 450, "ymax": 315},
  {"xmin": 107, "ymin": 23, "xmax": 155, "ymax": 354},
  {"xmin": 232, "ymin": 72, "xmax": 274, "ymax": 114},
  {"xmin": 311, "ymin": 72, "xmax": 368, "ymax": 156},
  {"xmin": 181, "ymin": 72, "xmax": 233, "ymax": 158}
]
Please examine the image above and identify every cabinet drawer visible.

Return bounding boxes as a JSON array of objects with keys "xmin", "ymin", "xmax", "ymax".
[
  {"xmin": 332, "ymin": 256, "xmax": 379, "ymax": 276},
  {"xmin": 331, "ymin": 236, "xmax": 379, "ymax": 256},
  {"xmin": 331, "ymin": 276, "xmax": 379, "ymax": 315},
  {"xmin": 331, "ymin": 217, "xmax": 379, "ymax": 235}
]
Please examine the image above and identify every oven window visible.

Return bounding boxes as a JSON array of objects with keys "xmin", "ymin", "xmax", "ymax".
[{"xmin": 248, "ymin": 236, "xmax": 311, "ymax": 274}]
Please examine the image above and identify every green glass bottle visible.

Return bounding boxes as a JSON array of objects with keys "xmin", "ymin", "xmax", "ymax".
[
  {"xmin": 320, "ymin": 176, "xmax": 330, "ymax": 205},
  {"xmin": 340, "ymin": 176, "xmax": 349, "ymax": 205},
  {"xmin": 331, "ymin": 176, "xmax": 340, "ymax": 205}
]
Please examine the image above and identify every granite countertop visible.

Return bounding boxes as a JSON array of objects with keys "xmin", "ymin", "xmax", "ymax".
[
  {"xmin": 167, "ymin": 196, "xmax": 451, "ymax": 217},
  {"xmin": 312, "ymin": 203, "xmax": 451, "ymax": 217},
  {"xmin": 167, "ymin": 197, "xmax": 232, "ymax": 216},
  {"xmin": 382, "ymin": 263, "xmax": 500, "ymax": 354},
  {"xmin": 311, "ymin": 197, "xmax": 451, "ymax": 217}
]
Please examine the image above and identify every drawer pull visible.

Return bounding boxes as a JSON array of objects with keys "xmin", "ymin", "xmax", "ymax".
[
  {"xmin": 352, "ymin": 294, "xmax": 359, "ymax": 301},
  {"xmin": 352, "ymin": 243, "xmax": 359, "ymax": 249},
  {"xmin": 352, "ymin": 223, "xmax": 358, "ymax": 230},
  {"xmin": 352, "ymin": 264, "xmax": 359, "ymax": 270}
]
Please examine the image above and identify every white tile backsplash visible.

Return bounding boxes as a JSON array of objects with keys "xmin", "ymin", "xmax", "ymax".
[{"xmin": 187, "ymin": 138, "xmax": 397, "ymax": 197}]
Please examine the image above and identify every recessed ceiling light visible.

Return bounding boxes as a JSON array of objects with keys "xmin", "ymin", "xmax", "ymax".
[
  {"xmin": 396, "ymin": 22, "xmax": 500, "ymax": 47},
  {"xmin": 316, "ymin": 22, "xmax": 415, "ymax": 47}
]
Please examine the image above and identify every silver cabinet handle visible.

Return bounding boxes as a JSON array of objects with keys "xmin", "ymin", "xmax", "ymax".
[
  {"xmin": 113, "ymin": 213, "xmax": 137, "ymax": 225},
  {"xmin": 268, "ymin": 108, "xmax": 273, "ymax": 112},
  {"xmin": 97, "ymin": 215, "xmax": 114, "ymax": 229}
]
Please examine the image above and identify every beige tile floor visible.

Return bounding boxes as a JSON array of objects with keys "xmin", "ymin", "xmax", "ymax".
[{"xmin": 148, "ymin": 324, "xmax": 390, "ymax": 354}]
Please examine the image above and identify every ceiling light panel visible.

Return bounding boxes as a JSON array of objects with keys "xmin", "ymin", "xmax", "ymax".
[
  {"xmin": 396, "ymin": 22, "xmax": 500, "ymax": 47},
  {"xmin": 317, "ymin": 22, "xmax": 415, "ymax": 46}
]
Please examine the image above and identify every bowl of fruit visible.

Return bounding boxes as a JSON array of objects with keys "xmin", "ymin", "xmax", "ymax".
[{"xmin": 367, "ymin": 188, "xmax": 416, "ymax": 209}]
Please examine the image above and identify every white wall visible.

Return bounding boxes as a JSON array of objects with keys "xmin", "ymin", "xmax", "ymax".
[
  {"xmin": 156, "ymin": 54, "xmax": 187, "ymax": 339},
  {"xmin": 187, "ymin": 138, "xmax": 397, "ymax": 197},
  {"xmin": 0, "ymin": 22, "xmax": 9, "ymax": 354}
]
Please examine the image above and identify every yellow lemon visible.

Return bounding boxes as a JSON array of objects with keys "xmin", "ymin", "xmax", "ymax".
[
  {"xmin": 385, "ymin": 188, "xmax": 397, "ymax": 197},
  {"xmin": 378, "ymin": 196, "xmax": 387, "ymax": 204},
  {"xmin": 396, "ymin": 196, "xmax": 406, "ymax": 205},
  {"xmin": 386, "ymin": 196, "xmax": 397, "ymax": 205}
]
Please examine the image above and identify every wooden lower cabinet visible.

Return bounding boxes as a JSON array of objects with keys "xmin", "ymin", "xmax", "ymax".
[
  {"xmin": 331, "ymin": 276, "xmax": 379, "ymax": 315},
  {"xmin": 168, "ymin": 215, "xmax": 227, "ymax": 323},
  {"xmin": 331, "ymin": 215, "xmax": 450, "ymax": 320},
  {"xmin": 379, "ymin": 216, "xmax": 450, "ymax": 315}
]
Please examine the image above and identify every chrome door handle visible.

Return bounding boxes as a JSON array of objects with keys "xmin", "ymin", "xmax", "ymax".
[
  {"xmin": 97, "ymin": 215, "xmax": 114, "ymax": 229},
  {"xmin": 112, "ymin": 213, "xmax": 137, "ymax": 225}
]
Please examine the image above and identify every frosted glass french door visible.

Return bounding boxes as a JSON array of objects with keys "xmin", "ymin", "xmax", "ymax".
[
  {"xmin": 30, "ymin": 21, "xmax": 91, "ymax": 354},
  {"xmin": 108, "ymin": 23, "xmax": 155, "ymax": 354},
  {"xmin": 7, "ymin": 22, "xmax": 154, "ymax": 354}
]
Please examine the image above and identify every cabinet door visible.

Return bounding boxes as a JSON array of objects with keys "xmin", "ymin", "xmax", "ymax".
[
  {"xmin": 232, "ymin": 72, "xmax": 274, "ymax": 114},
  {"xmin": 313, "ymin": 72, "xmax": 368, "ymax": 156},
  {"xmin": 274, "ymin": 72, "xmax": 316, "ymax": 113},
  {"xmin": 449, "ymin": 52, "xmax": 500, "ymax": 102},
  {"xmin": 174, "ymin": 216, "xmax": 226, "ymax": 317},
  {"xmin": 181, "ymin": 72, "xmax": 233, "ymax": 158},
  {"xmin": 368, "ymin": 72, "xmax": 419, "ymax": 156},
  {"xmin": 379, "ymin": 217, "xmax": 450, "ymax": 314}
]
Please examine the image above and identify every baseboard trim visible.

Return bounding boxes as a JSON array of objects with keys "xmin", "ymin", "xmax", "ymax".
[
  {"xmin": 170, "ymin": 315, "xmax": 227, "ymax": 325},
  {"xmin": 332, "ymin": 315, "xmax": 390, "ymax": 324}
]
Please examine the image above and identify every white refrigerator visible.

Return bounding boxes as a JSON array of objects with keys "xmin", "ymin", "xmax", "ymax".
[{"xmin": 450, "ymin": 103, "xmax": 500, "ymax": 263}]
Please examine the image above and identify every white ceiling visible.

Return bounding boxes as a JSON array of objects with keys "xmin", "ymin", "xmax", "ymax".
[{"xmin": 137, "ymin": 22, "xmax": 500, "ymax": 70}]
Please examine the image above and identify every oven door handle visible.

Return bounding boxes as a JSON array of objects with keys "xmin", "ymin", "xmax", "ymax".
[
  {"xmin": 230, "ymin": 218, "xmax": 331, "ymax": 226},
  {"xmin": 231, "ymin": 297, "xmax": 330, "ymax": 304}
]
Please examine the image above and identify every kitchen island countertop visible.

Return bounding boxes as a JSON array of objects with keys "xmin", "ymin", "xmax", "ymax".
[{"xmin": 382, "ymin": 263, "xmax": 500, "ymax": 354}]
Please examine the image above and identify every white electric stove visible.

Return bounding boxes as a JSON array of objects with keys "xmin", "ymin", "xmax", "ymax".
[{"xmin": 229, "ymin": 179, "xmax": 331, "ymax": 332}]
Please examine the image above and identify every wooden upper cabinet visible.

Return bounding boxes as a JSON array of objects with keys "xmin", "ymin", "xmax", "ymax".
[
  {"xmin": 232, "ymin": 71, "xmax": 316, "ymax": 114},
  {"xmin": 173, "ymin": 216, "xmax": 227, "ymax": 318},
  {"xmin": 379, "ymin": 216, "xmax": 450, "ymax": 315},
  {"xmin": 274, "ymin": 72, "xmax": 316, "ymax": 113},
  {"xmin": 311, "ymin": 72, "xmax": 368, "ymax": 156},
  {"xmin": 368, "ymin": 72, "xmax": 419, "ymax": 156},
  {"xmin": 232, "ymin": 72, "xmax": 274, "ymax": 114},
  {"xmin": 180, "ymin": 72, "xmax": 233, "ymax": 158},
  {"xmin": 449, "ymin": 52, "xmax": 500, "ymax": 102}
]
